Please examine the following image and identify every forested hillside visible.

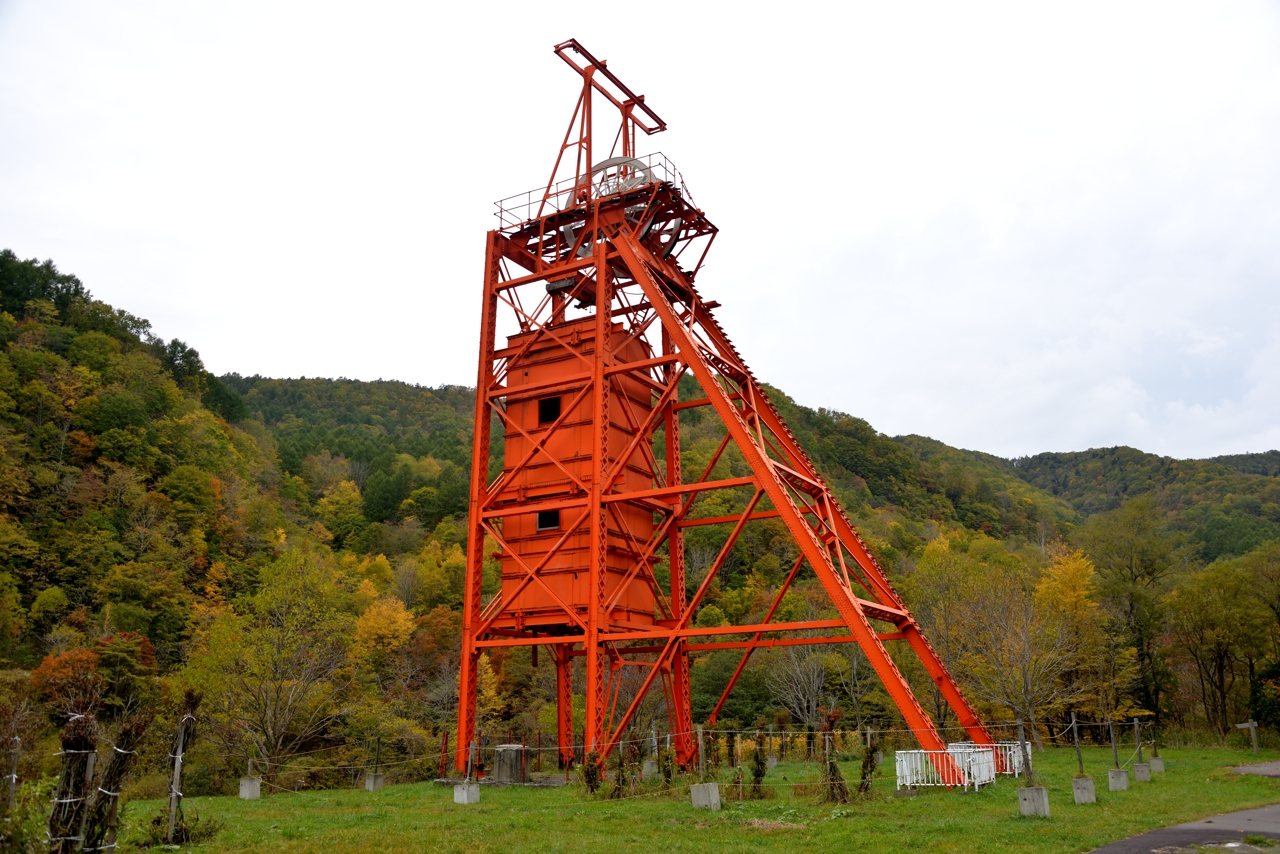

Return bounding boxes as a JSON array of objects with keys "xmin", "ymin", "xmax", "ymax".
[
  {"xmin": 0, "ymin": 249, "xmax": 289, "ymax": 666},
  {"xmin": 1005, "ymin": 447, "xmax": 1280, "ymax": 561},
  {"xmin": 3, "ymin": 249, "xmax": 1280, "ymax": 815}
]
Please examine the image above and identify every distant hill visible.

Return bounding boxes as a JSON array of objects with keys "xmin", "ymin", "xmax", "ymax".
[
  {"xmin": 1006, "ymin": 446, "xmax": 1280, "ymax": 561},
  {"xmin": 218, "ymin": 371, "xmax": 1280, "ymax": 566},
  {"xmin": 1210, "ymin": 450, "xmax": 1280, "ymax": 478}
]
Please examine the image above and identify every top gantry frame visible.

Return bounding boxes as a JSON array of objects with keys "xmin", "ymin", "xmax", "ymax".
[{"xmin": 456, "ymin": 39, "xmax": 992, "ymax": 771}]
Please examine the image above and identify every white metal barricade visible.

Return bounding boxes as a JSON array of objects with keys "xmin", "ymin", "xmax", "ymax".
[
  {"xmin": 949, "ymin": 741, "xmax": 1032, "ymax": 776},
  {"xmin": 895, "ymin": 747, "xmax": 996, "ymax": 791}
]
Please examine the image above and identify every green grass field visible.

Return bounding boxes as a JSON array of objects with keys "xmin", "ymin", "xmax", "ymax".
[{"xmin": 117, "ymin": 746, "xmax": 1280, "ymax": 853}]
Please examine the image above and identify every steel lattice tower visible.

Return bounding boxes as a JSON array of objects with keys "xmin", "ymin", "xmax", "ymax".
[{"xmin": 456, "ymin": 39, "xmax": 992, "ymax": 772}]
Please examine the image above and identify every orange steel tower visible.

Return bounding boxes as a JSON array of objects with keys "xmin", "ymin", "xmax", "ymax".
[{"xmin": 457, "ymin": 39, "xmax": 991, "ymax": 772}]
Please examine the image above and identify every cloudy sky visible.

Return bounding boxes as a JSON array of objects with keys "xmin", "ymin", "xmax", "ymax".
[{"xmin": 2, "ymin": 1, "xmax": 1278, "ymax": 460}]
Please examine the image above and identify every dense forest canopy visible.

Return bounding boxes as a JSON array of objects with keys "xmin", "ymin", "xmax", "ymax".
[{"xmin": 3, "ymin": 248, "xmax": 1280, "ymax": 810}]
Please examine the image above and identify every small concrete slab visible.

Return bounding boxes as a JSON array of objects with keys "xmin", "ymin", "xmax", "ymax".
[
  {"xmin": 1073, "ymin": 776, "xmax": 1096, "ymax": 805},
  {"xmin": 1108, "ymin": 768, "xmax": 1129, "ymax": 791},
  {"xmin": 239, "ymin": 777, "xmax": 261, "ymax": 800},
  {"xmin": 893, "ymin": 788, "xmax": 918, "ymax": 798},
  {"xmin": 690, "ymin": 782, "xmax": 721, "ymax": 810},
  {"xmin": 1018, "ymin": 786, "xmax": 1050, "ymax": 818},
  {"xmin": 642, "ymin": 759, "xmax": 657, "ymax": 781},
  {"xmin": 364, "ymin": 772, "xmax": 385, "ymax": 792},
  {"xmin": 1148, "ymin": 757, "xmax": 1165, "ymax": 772},
  {"xmin": 766, "ymin": 755, "xmax": 778, "ymax": 769},
  {"xmin": 1133, "ymin": 763, "xmax": 1151, "ymax": 782},
  {"xmin": 454, "ymin": 782, "xmax": 480, "ymax": 804}
]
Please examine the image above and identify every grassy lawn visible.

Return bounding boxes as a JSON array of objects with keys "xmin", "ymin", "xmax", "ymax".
[{"xmin": 117, "ymin": 746, "xmax": 1280, "ymax": 853}]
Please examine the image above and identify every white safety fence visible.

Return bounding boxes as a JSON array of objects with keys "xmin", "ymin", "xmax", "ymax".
[
  {"xmin": 949, "ymin": 741, "xmax": 1032, "ymax": 777},
  {"xmin": 895, "ymin": 746, "xmax": 996, "ymax": 791}
]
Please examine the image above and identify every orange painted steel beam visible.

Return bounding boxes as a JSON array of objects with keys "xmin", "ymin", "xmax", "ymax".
[{"xmin": 678, "ymin": 509, "xmax": 782, "ymax": 527}]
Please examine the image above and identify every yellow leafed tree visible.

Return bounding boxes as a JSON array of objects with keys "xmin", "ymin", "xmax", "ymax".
[
  {"xmin": 1035, "ymin": 547, "xmax": 1140, "ymax": 722},
  {"xmin": 354, "ymin": 597, "xmax": 414, "ymax": 664}
]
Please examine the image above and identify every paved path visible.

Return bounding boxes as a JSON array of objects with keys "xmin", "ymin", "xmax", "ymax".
[{"xmin": 1090, "ymin": 765, "xmax": 1280, "ymax": 853}]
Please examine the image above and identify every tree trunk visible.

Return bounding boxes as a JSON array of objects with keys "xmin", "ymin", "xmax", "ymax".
[
  {"xmin": 82, "ymin": 708, "xmax": 155, "ymax": 852},
  {"xmin": 48, "ymin": 715, "xmax": 97, "ymax": 854}
]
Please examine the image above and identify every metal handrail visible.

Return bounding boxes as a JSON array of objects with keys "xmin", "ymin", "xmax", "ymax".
[{"xmin": 494, "ymin": 152, "xmax": 694, "ymax": 229}]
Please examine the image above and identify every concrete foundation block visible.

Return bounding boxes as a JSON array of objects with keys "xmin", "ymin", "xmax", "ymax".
[
  {"xmin": 1148, "ymin": 757, "xmax": 1165, "ymax": 773},
  {"xmin": 1133, "ymin": 763, "xmax": 1151, "ymax": 783},
  {"xmin": 875, "ymin": 750, "xmax": 884, "ymax": 766},
  {"xmin": 766, "ymin": 755, "xmax": 778, "ymax": 769},
  {"xmin": 642, "ymin": 760, "xmax": 657, "ymax": 781},
  {"xmin": 1108, "ymin": 769, "xmax": 1129, "ymax": 791},
  {"xmin": 364, "ymin": 772, "xmax": 385, "ymax": 792},
  {"xmin": 453, "ymin": 782, "xmax": 480, "ymax": 804},
  {"xmin": 1072, "ymin": 776, "xmax": 1096, "ymax": 805},
  {"xmin": 1018, "ymin": 786, "xmax": 1050, "ymax": 818},
  {"xmin": 690, "ymin": 782, "xmax": 721, "ymax": 810},
  {"xmin": 893, "ymin": 788, "xmax": 918, "ymax": 798},
  {"xmin": 239, "ymin": 777, "xmax": 261, "ymax": 800},
  {"xmin": 493, "ymin": 745, "xmax": 528, "ymax": 784}
]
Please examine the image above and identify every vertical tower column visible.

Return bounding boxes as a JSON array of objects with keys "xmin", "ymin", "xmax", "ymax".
[
  {"xmin": 662, "ymin": 326, "xmax": 694, "ymax": 767},
  {"xmin": 555, "ymin": 645, "xmax": 574, "ymax": 768},
  {"xmin": 583, "ymin": 198, "xmax": 610, "ymax": 761},
  {"xmin": 456, "ymin": 233, "xmax": 500, "ymax": 771}
]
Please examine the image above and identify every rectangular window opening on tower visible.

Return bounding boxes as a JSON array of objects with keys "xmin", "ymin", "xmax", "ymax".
[
  {"xmin": 538, "ymin": 396, "xmax": 561, "ymax": 424},
  {"xmin": 536, "ymin": 509, "xmax": 561, "ymax": 531}
]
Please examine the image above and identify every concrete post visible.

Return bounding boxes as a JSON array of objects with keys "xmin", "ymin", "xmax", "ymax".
[
  {"xmin": 365, "ymin": 738, "xmax": 385, "ymax": 791},
  {"xmin": 1070, "ymin": 711, "xmax": 1096, "ymax": 803},
  {"xmin": 454, "ymin": 739, "xmax": 481, "ymax": 804},
  {"xmin": 1132, "ymin": 718, "xmax": 1150, "ymax": 782},
  {"xmin": 1017, "ymin": 786, "xmax": 1050, "ymax": 818},
  {"xmin": 494, "ymin": 744, "xmax": 528, "ymax": 783},
  {"xmin": 239, "ymin": 757, "xmax": 260, "ymax": 800},
  {"xmin": 690, "ymin": 782, "xmax": 720, "ymax": 810},
  {"xmin": 1237, "ymin": 720, "xmax": 1260, "ymax": 755},
  {"xmin": 1149, "ymin": 723, "xmax": 1164, "ymax": 772}
]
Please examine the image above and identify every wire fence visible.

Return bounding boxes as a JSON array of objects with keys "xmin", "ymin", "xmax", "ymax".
[{"xmin": 0, "ymin": 712, "xmax": 1225, "ymax": 840}]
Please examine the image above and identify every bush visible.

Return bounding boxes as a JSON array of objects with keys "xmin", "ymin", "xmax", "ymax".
[
  {"xmin": 582, "ymin": 750, "xmax": 601, "ymax": 794},
  {"xmin": 127, "ymin": 808, "xmax": 224, "ymax": 848}
]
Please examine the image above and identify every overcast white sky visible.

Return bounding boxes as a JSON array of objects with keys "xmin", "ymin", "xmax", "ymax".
[{"xmin": 2, "ymin": 1, "xmax": 1279, "ymax": 460}]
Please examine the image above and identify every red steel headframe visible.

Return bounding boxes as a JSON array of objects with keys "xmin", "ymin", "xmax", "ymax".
[{"xmin": 456, "ymin": 39, "xmax": 991, "ymax": 773}]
